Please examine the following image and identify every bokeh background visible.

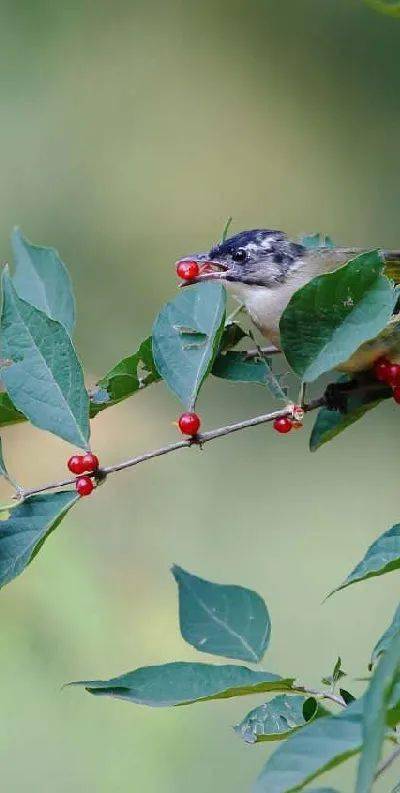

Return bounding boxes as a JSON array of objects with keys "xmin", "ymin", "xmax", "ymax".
[{"xmin": 0, "ymin": 0, "xmax": 399, "ymax": 790}]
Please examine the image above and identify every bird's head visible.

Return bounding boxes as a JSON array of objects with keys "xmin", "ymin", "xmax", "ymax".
[{"xmin": 176, "ymin": 229, "xmax": 305, "ymax": 289}]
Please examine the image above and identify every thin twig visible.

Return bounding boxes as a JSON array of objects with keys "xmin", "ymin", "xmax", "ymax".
[
  {"xmin": 245, "ymin": 345, "xmax": 281, "ymax": 358},
  {"xmin": 297, "ymin": 685, "xmax": 347, "ymax": 708},
  {"xmin": 19, "ymin": 397, "xmax": 325, "ymax": 499},
  {"xmin": 374, "ymin": 744, "xmax": 400, "ymax": 781}
]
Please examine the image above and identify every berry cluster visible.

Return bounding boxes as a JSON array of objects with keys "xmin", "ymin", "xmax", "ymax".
[
  {"xmin": 176, "ymin": 260, "xmax": 199, "ymax": 281},
  {"xmin": 67, "ymin": 452, "xmax": 99, "ymax": 496},
  {"xmin": 373, "ymin": 356, "xmax": 400, "ymax": 403}
]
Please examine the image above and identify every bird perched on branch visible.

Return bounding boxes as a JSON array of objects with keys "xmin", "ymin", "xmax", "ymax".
[{"xmin": 177, "ymin": 229, "xmax": 400, "ymax": 374}]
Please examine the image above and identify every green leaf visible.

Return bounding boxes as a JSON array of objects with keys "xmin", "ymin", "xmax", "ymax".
[
  {"xmin": 310, "ymin": 400, "xmax": 382, "ymax": 452},
  {"xmin": 321, "ymin": 657, "xmax": 346, "ymax": 688},
  {"xmin": 89, "ymin": 337, "xmax": 160, "ymax": 416},
  {"xmin": 152, "ymin": 282, "xmax": 226, "ymax": 409},
  {"xmin": 364, "ymin": 0, "xmax": 400, "ymax": 17},
  {"xmin": 0, "ymin": 271, "xmax": 90, "ymax": 448},
  {"xmin": 172, "ymin": 565, "xmax": 271, "ymax": 663},
  {"xmin": 12, "ymin": 228, "xmax": 75, "ymax": 334},
  {"xmin": 280, "ymin": 251, "xmax": 397, "ymax": 382},
  {"xmin": 70, "ymin": 662, "xmax": 295, "ymax": 706},
  {"xmin": 0, "ymin": 393, "xmax": 25, "ymax": 427},
  {"xmin": 299, "ymin": 233, "xmax": 335, "ymax": 250},
  {"xmin": 0, "ymin": 491, "xmax": 78, "ymax": 588},
  {"xmin": 212, "ymin": 351, "xmax": 273, "ymax": 384},
  {"xmin": 371, "ymin": 604, "xmax": 400, "ymax": 669},
  {"xmin": 356, "ymin": 632, "xmax": 400, "ymax": 793},
  {"xmin": 329, "ymin": 523, "xmax": 400, "ymax": 596},
  {"xmin": 235, "ymin": 695, "xmax": 322, "ymax": 744},
  {"xmin": 303, "ymin": 789, "xmax": 341, "ymax": 793},
  {"xmin": 219, "ymin": 321, "xmax": 247, "ymax": 351},
  {"xmin": 255, "ymin": 698, "xmax": 363, "ymax": 793}
]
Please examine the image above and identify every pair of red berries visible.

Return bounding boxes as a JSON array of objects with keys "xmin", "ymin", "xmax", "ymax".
[
  {"xmin": 373, "ymin": 357, "xmax": 400, "ymax": 403},
  {"xmin": 67, "ymin": 452, "xmax": 99, "ymax": 496},
  {"xmin": 176, "ymin": 260, "xmax": 199, "ymax": 281}
]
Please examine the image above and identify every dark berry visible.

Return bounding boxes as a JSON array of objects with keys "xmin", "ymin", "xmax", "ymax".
[
  {"xmin": 373, "ymin": 357, "xmax": 391, "ymax": 383},
  {"xmin": 386, "ymin": 363, "xmax": 400, "ymax": 388},
  {"xmin": 273, "ymin": 416, "xmax": 293, "ymax": 434},
  {"xmin": 176, "ymin": 260, "xmax": 199, "ymax": 280},
  {"xmin": 178, "ymin": 412, "xmax": 201, "ymax": 435},
  {"xmin": 82, "ymin": 452, "xmax": 99, "ymax": 472},
  {"xmin": 67, "ymin": 454, "xmax": 85, "ymax": 475},
  {"xmin": 393, "ymin": 386, "xmax": 400, "ymax": 404},
  {"xmin": 76, "ymin": 476, "xmax": 94, "ymax": 497}
]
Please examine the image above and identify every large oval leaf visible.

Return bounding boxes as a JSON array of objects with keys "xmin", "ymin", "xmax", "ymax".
[
  {"xmin": 255, "ymin": 698, "xmax": 363, "ymax": 793},
  {"xmin": 152, "ymin": 282, "xmax": 226, "ymax": 409},
  {"xmin": 235, "ymin": 695, "xmax": 322, "ymax": 744},
  {"xmin": 329, "ymin": 523, "xmax": 400, "ymax": 596},
  {"xmin": 280, "ymin": 251, "xmax": 397, "ymax": 382},
  {"xmin": 0, "ymin": 491, "xmax": 78, "ymax": 588},
  {"xmin": 0, "ymin": 272, "xmax": 90, "ymax": 448},
  {"xmin": 12, "ymin": 228, "xmax": 75, "ymax": 334},
  {"xmin": 172, "ymin": 565, "xmax": 270, "ymax": 663},
  {"xmin": 70, "ymin": 662, "xmax": 294, "ymax": 707},
  {"xmin": 356, "ymin": 632, "xmax": 400, "ymax": 793}
]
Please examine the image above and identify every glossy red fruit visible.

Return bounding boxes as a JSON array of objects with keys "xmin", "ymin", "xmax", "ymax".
[
  {"xmin": 76, "ymin": 476, "xmax": 94, "ymax": 497},
  {"xmin": 386, "ymin": 363, "xmax": 400, "ymax": 387},
  {"xmin": 67, "ymin": 454, "xmax": 85, "ymax": 474},
  {"xmin": 176, "ymin": 260, "xmax": 199, "ymax": 280},
  {"xmin": 178, "ymin": 412, "xmax": 201, "ymax": 435},
  {"xmin": 393, "ymin": 386, "xmax": 400, "ymax": 404},
  {"xmin": 373, "ymin": 357, "xmax": 391, "ymax": 383},
  {"xmin": 273, "ymin": 416, "xmax": 293, "ymax": 434},
  {"xmin": 82, "ymin": 452, "xmax": 99, "ymax": 472}
]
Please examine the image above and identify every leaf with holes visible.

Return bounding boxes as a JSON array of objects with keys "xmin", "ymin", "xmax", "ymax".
[
  {"xmin": 152, "ymin": 282, "xmax": 226, "ymax": 409},
  {"xmin": 12, "ymin": 227, "xmax": 75, "ymax": 333},
  {"xmin": 0, "ymin": 271, "xmax": 90, "ymax": 448},
  {"xmin": 255, "ymin": 698, "xmax": 363, "ymax": 793},
  {"xmin": 0, "ymin": 491, "xmax": 79, "ymax": 588},
  {"xmin": 234, "ymin": 695, "xmax": 327, "ymax": 744},
  {"xmin": 172, "ymin": 565, "xmax": 270, "ymax": 663},
  {"xmin": 70, "ymin": 662, "xmax": 294, "ymax": 706}
]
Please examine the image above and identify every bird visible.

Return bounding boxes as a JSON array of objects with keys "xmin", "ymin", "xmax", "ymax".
[{"xmin": 176, "ymin": 228, "xmax": 400, "ymax": 375}]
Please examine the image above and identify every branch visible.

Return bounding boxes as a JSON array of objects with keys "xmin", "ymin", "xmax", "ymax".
[
  {"xmin": 374, "ymin": 744, "xmax": 400, "ymax": 782},
  {"xmin": 19, "ymin": 397, "xmax": 325, "ymax": 499},
  {"xmin": 297, "ymin": 685, "xmax": 347, "ymax": 708}
]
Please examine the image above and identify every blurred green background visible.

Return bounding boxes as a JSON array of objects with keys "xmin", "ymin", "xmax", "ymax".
[{"xmin": 0, "ymin": 0, "xmax": 400, "ymax": 790}]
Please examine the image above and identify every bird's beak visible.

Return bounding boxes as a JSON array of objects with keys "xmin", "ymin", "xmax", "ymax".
[{"xmin": 175, "ymin": 253, "xmax": 229, "ymax": 286}]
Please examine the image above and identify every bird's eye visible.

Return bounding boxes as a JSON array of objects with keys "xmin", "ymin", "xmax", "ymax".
[{"xmin": 233, "ymin": 248, "xmax": 247, "ymax": 263}]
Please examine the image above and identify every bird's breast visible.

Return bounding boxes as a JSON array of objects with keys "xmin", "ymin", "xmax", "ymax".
[{"xmin": 225, "ymin": 279, "xmax": 304, "ymax": 345}]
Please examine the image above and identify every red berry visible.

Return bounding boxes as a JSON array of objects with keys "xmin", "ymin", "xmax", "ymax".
[
  {"xmin": 273, "ymin": 416, "xmax": 293, "ymax": 434},
  {"xmin": 82, "ymin": 452, "xmax": 99, "ymax": 472},
  {"xmin": 176, "ymin": 260, "xmax": 200, "ymax": 281},
  {"xmin": 178, "ymin": 412, "xmax": 201, "ymax": 435},
  {"xmin": 373, "ymin": 357, "xmax": 391, "ymax": 383},
  {"xmin": 393, "ymin": 386, "xmax": 400, "ymax": 404},
  {"xmin": 386, "ymin": 363, "xmax": 400, "ymax": 387},
  {"xmin": 67, "ymin": 454, "xmax": 85, "ymax": 474},
  {"xmin": 76, "ymin": 476, "xmax": 94, "ymax": 497}
]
